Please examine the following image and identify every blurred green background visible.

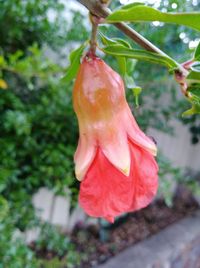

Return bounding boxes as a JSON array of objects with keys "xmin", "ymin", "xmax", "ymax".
[{"xmin": 0, "ymin": 0, "xmax": 200, "ymax": 267}]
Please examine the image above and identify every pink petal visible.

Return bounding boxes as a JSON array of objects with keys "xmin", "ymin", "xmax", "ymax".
[
  {"xmin": 98, "ymin": 123, "xmax": 131, "ymax": 176},
  {"xmin": 79, "ymin": 139, "xmax": 158, "ymax": 222},
  {"xmin": 129, "ymin": 139, "xmax": 159, "ymax": 211},
  {"xmin": 124, "ymin": 107, "xmax": 157, "ymax": 156}
]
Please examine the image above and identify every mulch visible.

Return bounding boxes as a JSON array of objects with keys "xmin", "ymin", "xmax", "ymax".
[{"xmin": 31, "ymin": 185, "xmax": 199, "ymax": 267}]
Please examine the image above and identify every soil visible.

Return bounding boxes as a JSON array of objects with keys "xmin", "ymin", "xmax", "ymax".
[{"xmin": 31, "ymin": 185, "xmax": 199, "ymax": 268}]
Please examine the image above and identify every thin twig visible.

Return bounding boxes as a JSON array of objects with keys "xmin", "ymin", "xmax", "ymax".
[
  {"xmin": 76, "ymin": 0, "xmax": 187, "ymax": 75},
  {"xmin": 76, "ymin": 0, "xmax": 165, "ymax": 54},
  {"xmin": 89, "ymin": 14, "xmax": 99, "ymax": 54},
  {"xmin": 113, "ymin": 22, "xmax": 165, "ymax": 55}
]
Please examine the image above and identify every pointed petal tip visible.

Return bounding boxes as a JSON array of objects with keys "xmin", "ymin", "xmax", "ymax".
[
  {"xmin": 74, "ymin": 137, "xmax": 97, "ymax": 182},
  {"xmin": 100, "ymin": 130, "xmax": 131, "ymax": 178},
  {"xmin": 75, "ymin": 169, "xmax": 84, "ymax": 181},
  {"xmin": 75, "ymin": 165, "xmax": 86, "ymax": 181},
  {"xmin": 75, "ymin": 175, "xmax": 82, "ymax": 182},
  {"xmin": 143, "ymin": 139, "xmax": 157, "ymax": 156},
  {"xmin": 137, "ymin": 139, "xmax": 158, "ymax": 157},
  {"xmin": 150, "ymin": 145, "xmax": 157, "ymax": 156},
  {"xmin": 120, "ymin": 166, "xmax": 130, "ymax": 177}
]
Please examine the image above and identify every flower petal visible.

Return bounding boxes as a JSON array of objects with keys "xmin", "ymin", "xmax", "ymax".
[
  {"xmin": 98, "ymin": 125, "xmax": 131, "ymax": 176},
  {"xmin": 79, "ymin": 140, "xmax": 158, "ymax": 222},
  {"xmin": 128, "ymin": 139, "xmax": 158, "ymax": 211},
  {"xmin": 79, "ymin": 148, "xmax": 134, "ymax": 222},
  {"xmin": 74, "ymin": 135, "xmax": 96, "ymax": 181},
  {"xmin": 124, "ymin": 108, "xmax": 157, "ymax": 156}
]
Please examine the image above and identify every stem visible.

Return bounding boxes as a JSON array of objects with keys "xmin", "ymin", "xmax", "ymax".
[
  {"xmin": 76, "ymin": 0, "xmax": 165, "ymax": 54},
  {"xmin": 114, "ymin": 22, "xmax": 165, "ymax": 55},
  {"xmin": 89, "ymin": 14, "xmax": 98, "ymax": 54},
  {"xmin": 76, "ymin": 0, "xmax": 187, "ymax": 75}
]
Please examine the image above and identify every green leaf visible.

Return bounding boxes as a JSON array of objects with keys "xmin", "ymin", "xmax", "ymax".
[
  {"xmin": 132, "ymin": 86, "xmax": 142, "ymax": 96},
  {"xmin": 99, "ymin": 33, "xmax": 131, "ymax": 76},
  {"xmin": 183, "ymin": 85, "xmax": 200, "ymax": 116},
  {"xmin": 102, "ymin": 45, "xmax": 178, "ymax": 69},
  {"xmin": 69, "ymin": 44, "xmax": 84, "ymax": 63},
  {"xmin": 120, "ymin": 2, "xmax": 144, "ymax": 10},
  {"xmin": 124, "ymin": 74, "xmax": 135, "ymax": 88},
  {"xmin": 117, "ymin": 57, "xmax": 126, "ymax": 76},
  {"xmin": 0, "ymin": 196, "xmax": 9, "ymax": 221},
  {"xmin": 124, "ymin": 74, "xmax": 142, "ymax": 107},
  {"xmin": 106, "ymin": 5, "xmax": 200, "ymax": 32},
  {"xmin": 188, "ymin": 85, "xmax": 200, "ymax": 98},
  {"xmin": 192, "ymin": 62, "xmax": 200, "ymax": 71},
  {"xmin": 194, "ymin": 42, "xmax": 200, "ymax": 61},
  {"xmin": 8, "ymin": 50, "xmax": 23, "ymax": 64},
  {"xmin": 62, "ymin": 42, "xmax": 87, "ymax": 83},
  {"xmin": 112, "ymin": 38, "xmax": 131, "ymax": 48},
  {"xmin": 132, "ymin": 86, "xmax": 142, "ymax": 107},
  {"xmin": 182, "ymin": 105, "xmax": 200, "ymax": 116},
  {"xmin": 99, "ymin": 32, "xmax": 131, "ymax": 48},
  {"xmin": 127, "ymin": 59, "xmax": 137, "ymax": 74},
  {"xmin": 0, "ymin": 55, "xmax": 6, "ymax": 67},
  {"xmin": 99, "ymin": 32, "xmax": 117, "ymax": 46},
  {"xmin": 186, "ymin": 70, "xmax": 200, "ymax": 84}
]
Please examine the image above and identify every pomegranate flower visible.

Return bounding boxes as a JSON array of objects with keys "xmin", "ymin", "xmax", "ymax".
[{"xmin": 73, "ymin": 54, "xmax": 158, "ymax": 223}]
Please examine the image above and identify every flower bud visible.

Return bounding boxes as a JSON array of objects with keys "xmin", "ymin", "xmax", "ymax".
[{"xmin": 73, "ymin": 55, "xmax": 158, "ymax": 222}]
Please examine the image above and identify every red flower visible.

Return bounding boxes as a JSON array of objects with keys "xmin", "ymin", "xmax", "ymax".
[{"xmin": 73, "ymin": 55, "xmax": 158, "ymax": 223}]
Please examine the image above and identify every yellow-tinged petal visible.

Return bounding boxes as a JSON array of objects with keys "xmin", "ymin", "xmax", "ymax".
[
  {"xmin": 124, "ymin": 108, "xmax": 157, "ymax": 156},
  {"xmin": 98, "ymin": 123, "xmax": 131, "ymax": 177},
  {"xmin": 74, "ymin": 135, "xmax": 96, "ymax": 181}
]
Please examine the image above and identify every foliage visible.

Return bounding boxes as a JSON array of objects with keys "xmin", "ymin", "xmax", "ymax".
[
  {"xmin": 102, "ymin": 44, "xmax": 178, "ymax": 69},
  {"xmin": 0, "ymin": 196, "xmax": 38, "ymax": 267},
  {"xmin": 39, "ymin": 252, "xmax": 82, "ymax": 268},
  {"xmin": 35, "ymin": 223, "xmax": 71, "ymax": 256},
  {"xmin": 0, "ymin": 0, "xmax": 68, "ymax": 53},
  {"xmin": 107, "ymin": 3, "xmax": 200, "ymax": 32},
  {"xmin": 157, "ymin": 154, "xmax": 183, "ymax": 207},
  {"xmin": 34, "ymin": 223, "xmax": 82, "ymax": 268},
  {"xmin": 62, "ymin": 42, "xmax": 88, "ymax": 84},
  {"xmin": 0, "ymin": 0, "xmax": 87, "ymax": 266}
]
